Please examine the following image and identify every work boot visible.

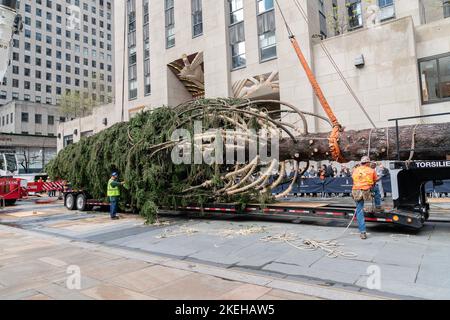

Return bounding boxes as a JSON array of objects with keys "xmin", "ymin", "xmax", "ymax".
[
  {"xmin": 111, "ymin": 216, "xmax": 119, "ymax": 220},
  {"xmin": 360, "ymin": 232, "xmax": 368, "ymax": 240}
]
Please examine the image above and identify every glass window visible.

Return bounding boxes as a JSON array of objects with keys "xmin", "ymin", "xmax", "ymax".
[
  {"xmin": 257, "ymin": 7, "xmax": 277, "ymax": 61},
  {"xmin": 229, "ymin": 21, "xmax": 246, "ymax": 69},
  {"xmin": 229, "ymin": 0, "xmax": 244, "ymax": 24},
  {"xmin": 257, "ymin": 0, "xmax": 274, "ymax": 14},
  {"xmin": 347, "ymin": 0, "xmax": 363, "ymax": 29},
  {"xmin": 444, "ymin": 0, "xmax": 450, "ymax": 18},
  {"xmin": 165, "ymin": 0, "xmax": 175, "ymax": 48},
  {"xmin": 439, "ymin": 55, "xmax": 450, "ymax": 99},
  {"xmin": 21, "ymin": 112, "xmax": 29, "ymax": 123},
  {"xmin": 419, "ymin": 54, "xmax": 450, "ymax": 104},
  {"xmin": 192, "ymin": 0, "xmax": 203, "ymax": 37}
]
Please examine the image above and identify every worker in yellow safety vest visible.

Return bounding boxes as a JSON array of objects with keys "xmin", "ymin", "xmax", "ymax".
[
  {"xmin": 352, "ymin": 156, "xmax": 378, "ymax": 240},
  {"xmin": 107, "ymin": 172, "xmax": 124, "ymax": 220}
]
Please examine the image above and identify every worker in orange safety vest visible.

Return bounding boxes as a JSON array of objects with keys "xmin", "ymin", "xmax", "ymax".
[{"xmin": 352, "ymin": 156, "xmax": 378, "ymax": 240}]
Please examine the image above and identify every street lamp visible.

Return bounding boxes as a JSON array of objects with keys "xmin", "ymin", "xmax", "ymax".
[{"xmin": 0, "ymin": 0, "xmax": 22, "ymax": 80}]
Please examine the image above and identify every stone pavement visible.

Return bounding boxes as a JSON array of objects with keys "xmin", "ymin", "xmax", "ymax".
[
  {"xmin": 2, "ymin": 197, "xmax": 450, "ymax": 299},
  {"xmin": 0, "ymin": 223, "xmax": 391, "ymax": 300}
]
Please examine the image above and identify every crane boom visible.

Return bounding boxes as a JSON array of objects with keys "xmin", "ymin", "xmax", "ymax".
[{"xmin": 274, "ymin": 0, "xmax": 345, "ymax": 162}]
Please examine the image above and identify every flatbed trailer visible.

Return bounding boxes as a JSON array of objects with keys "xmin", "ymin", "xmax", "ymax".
[
  {"xmin": 62, "ymin": 190, "xmax": 423, "ymax": 229},
  {"xmin": 63, "ymin": 159, "xmax": 450, "ymax": 230},
  {"xmin": 157, "ymin": 201, "xmax": 423, "ymax": 229}
]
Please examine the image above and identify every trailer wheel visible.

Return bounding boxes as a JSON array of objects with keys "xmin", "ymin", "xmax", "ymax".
[
  {"xmin": 5, "ymin": 199, "xmax": 16, "ymax": 206},
  {"xmin": 65, "ymin": 193, "xmax": 76, "ymax": 210},
  {"xmin": 76, "ymin": 194, "xmax": 89, "ymax": 211}
]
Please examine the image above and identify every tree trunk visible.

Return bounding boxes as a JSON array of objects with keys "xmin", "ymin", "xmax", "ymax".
[{"xmin": 278, "ymin": 123, "xmax": 450, "ymax": 162}]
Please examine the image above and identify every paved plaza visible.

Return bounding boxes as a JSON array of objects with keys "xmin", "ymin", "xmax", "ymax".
[{"xmin": 1, "ymin": 198, "xmax": 450, "ymax": 299}]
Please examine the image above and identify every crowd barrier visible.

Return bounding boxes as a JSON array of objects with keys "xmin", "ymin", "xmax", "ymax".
[{"xmin": 271, "ymin": 176, "xmax": 450, "ymax": 195}]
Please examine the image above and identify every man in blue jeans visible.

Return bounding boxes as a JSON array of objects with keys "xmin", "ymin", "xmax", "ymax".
[
  {"xmin": 352, "ymin": 156, "xmax": 378, "ymax": 240},
  {"xmin": 370, "ymin": 162, "xmax": 383, "ymax": 211},
  {"xmin": 107, "ymin": 172, "xmax": 124, "ymax": 220}
]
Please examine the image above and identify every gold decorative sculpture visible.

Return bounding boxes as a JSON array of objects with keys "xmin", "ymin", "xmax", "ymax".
[
  {"xmin": 168, "ymin": 52, "xmax": 205, "ymax": 98},
  {"xmin": 232, "ymin": 71, "xmax": 279, "ymax": 99}
]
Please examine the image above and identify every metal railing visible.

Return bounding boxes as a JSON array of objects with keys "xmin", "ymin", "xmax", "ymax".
[{"xmin": 388, "ymin": 112, "xmax": 450, "ymax": 160}]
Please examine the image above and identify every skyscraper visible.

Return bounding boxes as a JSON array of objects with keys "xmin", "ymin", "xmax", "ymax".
[{"xmin": 0, "ymin": 0, "xmax": 114, "ymax": 106}]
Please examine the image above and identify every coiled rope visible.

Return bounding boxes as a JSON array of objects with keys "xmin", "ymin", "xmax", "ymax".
[{"xmin": 260, "ymin": 213, "xmax": 358, "ymax": 259}]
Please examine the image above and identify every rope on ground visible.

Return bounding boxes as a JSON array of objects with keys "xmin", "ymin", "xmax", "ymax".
[
  {"xmin": 390, "ymin": 234, "xmax": 412, "ymax": 241},
  {"xmin": 219, "ymin": 225, "xmax": 268, "ymax": 238},
  {"xmin": 156, "ymin": 226, "xmax": 199, "ymax": 239},
  {"xmin": 260, "ymin": 212, "xmax": 358, "ymax": 259},
  {"xmin": 261, "ymin": 231, "xmax": 358, "ymax": 259}
]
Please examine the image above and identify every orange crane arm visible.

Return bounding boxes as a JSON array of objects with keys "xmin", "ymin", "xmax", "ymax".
[
  {"xmin": 288, "ymin": 35, "xmax": 346, "ymax": 163},
  {"xmin": 289, "ymin": 36, "xmax": 340, "ymax": 129},
  {"xmin": 274, "ymin": 0, "xmax": 345, "ymax": 162}
]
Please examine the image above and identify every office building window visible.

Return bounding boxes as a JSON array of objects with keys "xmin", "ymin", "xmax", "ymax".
[
  {"xmin": 22, "ymin": 112, "xmax": 29, "ymax": 123},
  {"xmin": 347, "ymin": 0, "xmax": 363, "ymax": 29},
  {"xmin": 419, "ymin": 53, "xmax": 450, "ymax": 104},
  {"xmin": 143, "ymin": 0, "xmax": 151, "ymax": 95},
  {"xmin": 35, "ymin": 114, "xmax": 42, "ymax": 124},
  {"xmin": 229, "ymin": 0, "xmax": 246, "ymax": 69},
  {"xmin": 378, "ymin": 0, "xmax": 395, "ymax": 21},
  {"xmin": 444, "ymin": 0, "xmax": 450, "ymax": 18},
  {"xmin": 128, "ymin": 0, "xmax": 138, "ymax": 100},
  {"xmin": 192, "ymin": 0, "xmax": 203, "ymax": 37},
  {"xmin": 229, "ymin": 0, "xmax": 244, "ymax": 24},
  {"xmin": 257, "ymin": 0, "xmax": 276, "ymax": 61},
  {"xmin": 48, "ymin": 115, "xmax": 54, "ymax": 125},
  {"xmin": 165, "ymin": 0, "xmax": 175, "ymax": 48},
  {"xmin": 64, "ymin": 135, "xmax": 73, "ymax": 147}
]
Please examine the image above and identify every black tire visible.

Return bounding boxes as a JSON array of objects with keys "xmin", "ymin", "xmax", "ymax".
[
  {"xmin": 5, "ymin": 199, "xmax": 16, "ymax": 206},
  {"xmin": 76, "ymin": 193, "xmax": 88, "ymax": 211},
  {"xmin": 65, "ymin": 193, "xmax": 76, "ymax": 210}
]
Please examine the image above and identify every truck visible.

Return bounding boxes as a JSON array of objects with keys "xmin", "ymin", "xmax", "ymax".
[{"xmin": 0, "ymin": 153, "xmax": 27, "ymax": 205}]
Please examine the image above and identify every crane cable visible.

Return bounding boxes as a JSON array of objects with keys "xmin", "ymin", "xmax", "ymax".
[
  {"xmin": 274, "ymin": 0, "xmax": 345, "ymax": 162},
  {"xmin": 291, "ymin": 0, "xmax": 377, "ymax": 129}
]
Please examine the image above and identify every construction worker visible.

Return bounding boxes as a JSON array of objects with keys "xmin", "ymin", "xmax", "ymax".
[
  {"xmin": 352, "ymin": 156, "xmax": 378, "ymax": 240},
  {"xmin": 107, "ymin": 172, "xmax": 124, "ymax": 220},
  {"xmin": 370, "ymin": 162, "xmax": 383, "ymax": 211}
]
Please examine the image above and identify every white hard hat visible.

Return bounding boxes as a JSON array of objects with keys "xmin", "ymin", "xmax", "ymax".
[{"xmin": 361, "ymin": 156, "xmax": 371, "ymax": 164}]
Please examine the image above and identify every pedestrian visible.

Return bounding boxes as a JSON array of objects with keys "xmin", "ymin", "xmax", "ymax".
[
  {"xmin": 376, "ymin": 163, "xmax": 389, "ymax": 199},
  {"xmin": 340, "ymin": 165, "xmax": 351, "ymax": 177},
  {"xmin": 370, "ymin": 162, "xmax": 383, "ymax": 211},
  {"xmin": 325, "ymin": 164, "xmax": 334, "ymax": 178},
  {"xmin": 352, "ymin": 156, "xmax": 378, "ymax": 240},
  {"xmin": 332, "ymin": 167, "xmax": 338, "ymax": 177},
  {"xmin": 107, "ymin": 172, "xmax": 125, "ymax": 220},
  {"xmin": 319, "ymin": 165, "xmax": 327, "ymax": 180},
  {"xmin": 306, "ymin": 165, "xmax": 317, "ymax": 178},
  {"xmin": 46, "ymin": 178, "xmax": 54, "ymax": 197}
]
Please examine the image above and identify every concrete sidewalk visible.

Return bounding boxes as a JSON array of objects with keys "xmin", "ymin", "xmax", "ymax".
[{"xmin": 0, "ymin": 224, "xmax": 390, "ymax": 300}]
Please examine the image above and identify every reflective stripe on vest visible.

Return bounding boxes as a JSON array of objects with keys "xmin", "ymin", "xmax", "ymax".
[
  {"xmin": 107, "ymin": 179, "xmax": 120, "ymax": 197},
  {"xmin": 352, "ymin": 166, "xmax": 375, "ymax": 191}
]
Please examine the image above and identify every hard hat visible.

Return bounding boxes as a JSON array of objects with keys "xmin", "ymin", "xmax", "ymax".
[
  {"xmin": 361, "ymin": 156, "xmax": 371, "ymax": 164},
  {"xmin": 111, "ymin": 172, "xmax": 118, "ymax": 177}
]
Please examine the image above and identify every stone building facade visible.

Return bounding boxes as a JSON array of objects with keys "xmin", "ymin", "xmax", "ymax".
[{"xmin": 58, "ymin": 0, "xmax": 450, "ymax": 150}]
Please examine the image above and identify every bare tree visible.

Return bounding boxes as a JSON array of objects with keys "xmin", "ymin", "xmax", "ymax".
[
  {"xmin": 18, "ymin": 150, "xmax": 40, "ymax": 174},
  {"xmin": 58, "ymin": 77, "xmax": 112, "ymax": 119}
]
